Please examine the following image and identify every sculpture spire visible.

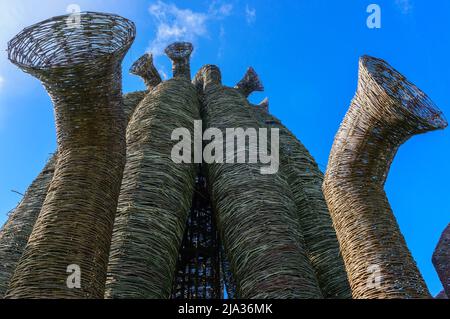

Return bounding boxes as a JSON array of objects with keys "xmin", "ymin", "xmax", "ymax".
[
  {"xmin": 235, "ymin": 67, "xmax": 264, "ymax": 97},
  {"xmin": 165, "ymin": 42, "xmax": 193, "ymax": 80},
  {"xmin": 130, "ymin": 53, "xmax": 162, "ymax": 90}
]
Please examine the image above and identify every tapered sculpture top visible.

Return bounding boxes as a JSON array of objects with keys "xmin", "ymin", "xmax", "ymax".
[
  {"xmin": 235, "ymin": 67, "xmax": 264, "ymax": 97},
  {"xmin": 193, "ymin": 64, "xmax": 222, "ymax": 92},
  {"xmin": 432, "ymin": 224, "xmax": 450, "ymax": 297},
  {"xmin": 7, "ymin": 11, "xmax": 136, "ymax": 149},
  {"xmin": 324, "ymin": 55, "xmax": 447, "ymax": 299},
  {"xmin": 165, "ymin": 42, "xmax": 193, "ymax": 80},
  {"xmin": 130, "ymin": 53, "xmax": 162, "ymax": 90},
  {"xmin": 8, "ymin": 12, "xmax": 135, "ymax": 82},
  {"xmin": 258, "ymin": 97, "xmax": 269, "ymax": 113}
]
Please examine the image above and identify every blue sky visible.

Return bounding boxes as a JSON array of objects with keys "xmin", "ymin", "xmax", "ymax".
[{"xmin": 0, "ymin": 0, "xmax": 448, "ymax": 296}]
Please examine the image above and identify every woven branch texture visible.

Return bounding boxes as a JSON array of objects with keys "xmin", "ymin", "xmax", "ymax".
[
  {"xmin": 249, "ymin": 106, "xmax": 351, "ymax": 299},
  {"xmin": 171, "ymin": 165, "xmax": 223, "ymax": 299},
  {"xmin": 5, "ymin": 12, "xmax": 135, "ymax": 298},
  {"xmin": 0, "ymin": 154, "xmax": 56, "ymax": 296},
  {"xmin": 432, "ymin": 224, "xmax": 449, "ymax": 297},
  {"xmin": 105, "ymin": 79, "xmax": 200, "ymax": 299},
  {"xmin": 195, "ymin": 65, "xmax": 323, "ymax": 299},
  {"xmin": 323, "ymin": 56, "xmax": 448, "ymax": 299},
  {"xmin": 435, "ymin": 290, "xmax": 448, "ymax": 299},
  {"xmin": 0, "ymin": 90, "xmax": 146, "ymax": 298}
]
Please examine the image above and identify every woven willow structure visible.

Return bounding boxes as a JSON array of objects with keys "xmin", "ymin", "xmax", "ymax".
[
  {"xmin": 5, "ymin": 12, "xmax": 135, "ymax": 298},
  {"xmin": 2, "ymin": 12, "xmax": 447, "ymax": 299},
  {"xmin": 432, "ymin": 224, "xmax": 449, "ymax": 297},
  {"xmin": 323, "ymin": 56, "xmax": 448, "ymax": 299},
  {"xmin": 0, "ymin": 155, "xmax": 56, "ymax": 296},
  {"xmin": 235, "ymin": 67, "xmax": 264, "ymax": 98},
  {"xmin": 105, "ymin": 43, "xmax": 200, "ymax": 299},
  {"xmin": 0, "ymin": 87, "xmax": 148, "ymax": 298},
  {"xmin": 194, "ymin": 65, "xmax": 323, "ymax": 298},
  {"xmin": 249, "ymin": 103, "xmax": 351, "ymax": 298},
  {"xmin": 0, "ymin": 84, "xmax": 147, "ymax": 298}
]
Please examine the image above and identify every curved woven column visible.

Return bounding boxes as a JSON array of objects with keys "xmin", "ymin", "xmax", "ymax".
[
  {"xmin": 105, "ymin": 42, "xmax": 200, "ymax": 299},
  {"xmin": 0, "ymin": 154, "xmax": 56, "ymax": 296},
  {"xmin": 0, "ymin": 84, "xmax": 150, "ymax": 298},
  {"xmin": 249, "ymin": 102, "xmax": 351, "ymax": 298},
  {"xmin": 235, "ymin": 67, "xmax": 264, "ymax": 98},
  {"xmin": 165, "ymin": 42, "xmax": 193, "ymax": 81},
  {"xmin": 194, "ymin": 65, "xmax": 322, "ymax": 299},
  {"xmin": 432, "ymin": 224, "xmax": 449, "ymax": 297},
  {"xmin": 5, "ymin": 12, "xmax": 135, "ymax": 298},
  {"xmin": 323, "ymin": 56, "xmax": 448, "ymax": 299}
]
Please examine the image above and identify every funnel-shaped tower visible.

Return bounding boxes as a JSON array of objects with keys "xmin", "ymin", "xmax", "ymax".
[
  {"xmin": 323, "ymin": 56, "xmax": 447, "ymax": 298},
  {"xmin": 5, "ymin": 12, "xmax": 135, "ymax": 298}
]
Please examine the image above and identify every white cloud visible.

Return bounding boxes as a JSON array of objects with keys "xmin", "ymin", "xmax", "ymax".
[
  {"xmin": 245, "ymin": 5, "xmax": 256, "ymax": 25},
  {"xmin": 209, "ymin": 1, "xmax": 233, "ymax": 17},
  {"xmin": 395, "ymin": 0, "xmax": 413, "ymax": 14},
  {"xmin": 0, "ymin": 76, "xmax": 4, "ymax": 89},
  {"xmin": 147, "ymin": 1, "xmax": 233, "ymax": 57}
]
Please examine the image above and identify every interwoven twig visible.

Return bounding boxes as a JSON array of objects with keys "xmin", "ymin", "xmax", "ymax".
[
  {"xmin": 165, "ymin": 42, "xmax": 193, "ymax": 81},
  {"xmin": 235, "ymin": 67, "xmax": 264, "ymax": 98},
  {"xmin": 129, "ymin": 53, "xmax": 162, "ymax": 90},
  {"xmin": 432, "ymin": 224, "xmax": 449, "ymax": 297},
  {"xmin": 249, "ymin": 106, "xmax": 351, "ymax": 299},
  {"xmin": 105, "ymin": 43, "xmax": 200, "ymax": 299},
  {"xmin": 220, "ymin": 245, "xmax": 238, "ymax": 299},
  {"xmin": 0, "ymin": 88, "xmax": 148, "ymax": 298},
  {"xmin": 0, "ymin": 154, "xmax": 56, "ymax": 297},
  {"xmin": 323, "ymin": 56, "xmax": 448, "ymax": 299},
  {"xmin": 171, "ymin": 166, "xmax": 223, "ymax": 299},
  {"xmin": 195, "ymin": 64, "xmax": 323, "ymax": 299},
  {"xmin": 5, "ymin": 12, "xmax": 135, "ymax": 298}
]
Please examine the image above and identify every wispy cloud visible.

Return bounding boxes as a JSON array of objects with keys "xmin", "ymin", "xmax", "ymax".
[
  {"xmin": 147, "ymin": 0, "xmax": 233, "ymax": 57},
  {"xmin": 209, "ymin": 1, "xmax": 233, "ymax": 17},
  {"xmin": 395, "ymin": 0, "xmax": 413, "ymax": 14},
  {"xmin": 0, "ymin": 76, "xmax": 4, "ymax": 90},
  {"xmin": 245, "ymin": 5, "xmax": 256, "ymax": 25}
]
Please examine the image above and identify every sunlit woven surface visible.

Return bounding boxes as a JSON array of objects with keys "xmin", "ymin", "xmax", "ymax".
[
  {"xmin": 5, "ymin": 12, "xmax": 135, "ymax": 298},
  {"xmin": 105, "ymin": 79, "xmax": 200, "ymax": 299},
  {"xmin": 250, "ymin": 107, "xmax": 351, "ymax": 299},
  {"xmin": 0, "ymin": 155, "xmax": 56, "ymax": 297},
  {"xmin": 323, "ymin": 56, "xmax": 447, "ymax": 299},
  {"xmin": 195, "ymin": 65, "xmax": 322, "ymax": 299}
]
